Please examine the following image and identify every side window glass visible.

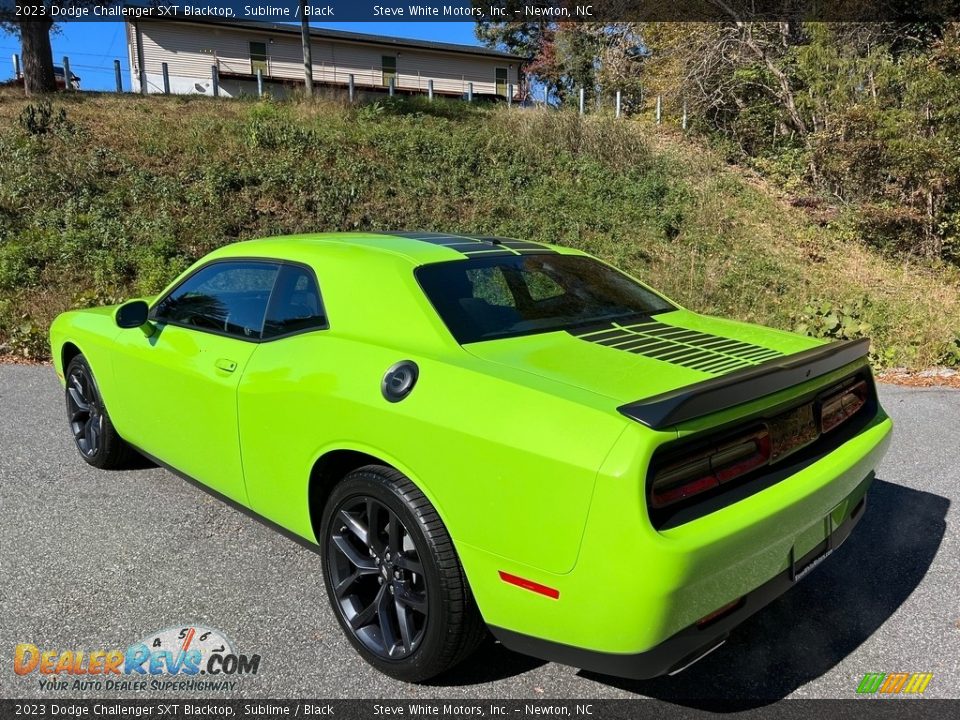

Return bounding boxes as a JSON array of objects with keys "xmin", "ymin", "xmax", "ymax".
[
  {"xmin": 262, "ymin": 265, "xmax": 327, "ymax": 339},
  {"xmin": 154, "ymin": 262, "xmax": 279, "ymax": 340}
]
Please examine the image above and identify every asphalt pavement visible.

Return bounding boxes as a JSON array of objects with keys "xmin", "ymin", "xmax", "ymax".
[{"xmin": 1, "ymin": 364, "xmax": 958, "ymax": 705}]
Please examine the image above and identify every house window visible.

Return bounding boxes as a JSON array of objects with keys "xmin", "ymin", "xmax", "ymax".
[
  {"xmin": 496, "ymin": 67, "xmax": 508, "ymax": 96},
  {"xmin": 381, "ymin": 55, "xmax": 396, "ymax": 87},
  {"xmin": 250, "ymin": 41, "xmax": 268, "ymax": 76}
]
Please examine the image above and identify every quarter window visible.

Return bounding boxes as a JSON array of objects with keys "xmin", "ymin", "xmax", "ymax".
[
  {"xmin": 262, "ymin": 264, "xmax": 327, "ymax": 339},
  {"xmin": 154, "ymin": 261, "xmax": 279, "ymax": 340}
]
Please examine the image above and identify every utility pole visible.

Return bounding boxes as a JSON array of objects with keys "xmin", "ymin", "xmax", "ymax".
[{"xmin": 300, "ymin": 0, "xmax": 313, "ymax": 97}]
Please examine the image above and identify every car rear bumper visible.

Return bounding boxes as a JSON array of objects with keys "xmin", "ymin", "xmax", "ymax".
[{"xmin": 489, "ymin": 472, "xmax": 872, "ymax": 679}]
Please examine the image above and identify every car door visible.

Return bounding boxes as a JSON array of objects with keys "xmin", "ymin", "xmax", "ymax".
[{"xmin": 111, "ymin": 259, "xmax": 280, "ymax": 504}]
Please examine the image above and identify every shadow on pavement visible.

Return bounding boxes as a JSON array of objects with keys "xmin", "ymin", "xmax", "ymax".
[
  {"xmin": 578, "ymin": 478, "xmax": 949, "ymax": 709},
  {"xmin": 427, "ymin": 635, "xmax": 546, "ymax": 686}
]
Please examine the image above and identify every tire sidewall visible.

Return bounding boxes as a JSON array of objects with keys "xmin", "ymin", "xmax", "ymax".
[{"xmin": 319, "ymin": 469, "xmax": 450, "ymax": 682}]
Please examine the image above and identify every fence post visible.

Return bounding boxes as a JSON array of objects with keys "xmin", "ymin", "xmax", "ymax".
[
  {"xmin": 507, "ymin": 83, "xmax": 513, "ymax": 107},
  {"xmin": 656, "ymin": 95, "xmax": 662, "ymax": 124},
  {"xmin": 348, "ymin": 73, "xmax": 355, "ymax": 102},
  {"xmin": 211, "ymin": 65, "xmax": 219, "ymax": 97},
  {"xmin": 682, "ymin": 99, "xmax": 688, "ymax": 130},
  {"xmin": 257, "ymin": 68, "xmax": 264, "ymax": 98},
  {"xmin": 616, "ymin": 90, "xmax": 622, "ymax": 118},
  {"xmin": 62, "ymin": 56, "xmax": 72, "ymax": 90},
  {"xmin": 12, "ymin": 53, "xmax": 20, "ymax": 79},
  {"xmin": 579, "ymin": 87, "xmax": 585, "ymax": 115},
  {"xmin": 114, "ymin": 59, "xmax": 123, "ymax": 93},
  {"xmin": 161, "ymin": 62, "xmax": 170, "ymax": 94},
  {"xmin": 427, "ymin": 78, "xmax": 433, "ymax": 101},
  {"xmin": 467, "ymin": 82, "xmax": 473, "ymax": 102},
  {"xmin": 388, "ymin": 77, "xmax": 395, "ymax": 96}
]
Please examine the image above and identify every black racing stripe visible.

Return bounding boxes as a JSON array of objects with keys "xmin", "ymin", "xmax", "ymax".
[
  {"xmin": 376, "ymin": 231, "xmax": 561, "ymax": 258},
  {"xmin": 568, "ymin": 319, "xmax": 786, "ymax": 375}
]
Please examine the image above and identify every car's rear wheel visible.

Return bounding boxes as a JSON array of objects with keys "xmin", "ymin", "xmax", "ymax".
[
  {"xmin": 65, "ymin": 354, "xmax": 137, "ymax": 470},
  {"xmin": 320, "ymin": 465, "xmax": 485, "ymax": 682}
]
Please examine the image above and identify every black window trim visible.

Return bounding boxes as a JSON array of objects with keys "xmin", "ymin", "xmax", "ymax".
[{"xmin": 149, "ymin": 256, "xmax": 330, "ymax": 344}]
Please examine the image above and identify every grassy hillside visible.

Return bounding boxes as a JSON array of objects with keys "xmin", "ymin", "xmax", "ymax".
[{"xmin": 1, "ymin": 90, "xmax": 958, "ymax": 368}]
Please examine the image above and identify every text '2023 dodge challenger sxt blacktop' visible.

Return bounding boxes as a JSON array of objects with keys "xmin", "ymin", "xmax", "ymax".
[{"xmin": 50, "ymin": 232, "xmax": 891, "ymax": 682}]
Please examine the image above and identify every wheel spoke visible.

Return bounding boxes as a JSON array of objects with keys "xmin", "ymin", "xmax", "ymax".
[
  {"xmin": 349, "ymin": 584, "xmax": 385, "ymax": 630},
  {"xmin": 338, "ymin": 509, "xmax": 368, "ymax": 545},
  {"xmin": 377, "ymin": 588, "xmax": 399, "ymax": 656},
  {"xmin": 394, "ymin": 584, "xmax": 427, "ymax": 615},
  {"xmin": 387, "ymin": 514, "xmax": 402, "ymax": 555},
  {"xmin": 394, "ymin": 599, "xmax": 414, "ymax": 653},
  {"xmin": 331, "ymin": 533, "xmax": 377, "ymax": 572},
  {"xmin": 68, "ymin": 386, "xmax": 89, "ymax": 412},
  {"xmin": 367, "ymin": 499, "xmax": 386, "ymax": 556}
]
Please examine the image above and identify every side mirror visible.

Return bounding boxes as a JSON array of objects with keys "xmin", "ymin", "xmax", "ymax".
[{"xmin": 115, "ymin": 300, "xmax": 150, "ymax": 329}]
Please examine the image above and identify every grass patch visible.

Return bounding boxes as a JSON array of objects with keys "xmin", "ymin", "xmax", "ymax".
[{"xmin": 0, "ymin": 90, "xmax": 958, "ymax": 367}]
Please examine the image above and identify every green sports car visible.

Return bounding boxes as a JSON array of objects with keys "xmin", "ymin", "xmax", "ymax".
[{"xmin": 50, "ymin": 232, "xmax": 891, "ymax": 682}]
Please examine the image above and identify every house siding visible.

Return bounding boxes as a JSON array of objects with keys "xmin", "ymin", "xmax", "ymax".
[{"xmin": 129, "ymin": 21, "xmax": 520, "ymax": 98}]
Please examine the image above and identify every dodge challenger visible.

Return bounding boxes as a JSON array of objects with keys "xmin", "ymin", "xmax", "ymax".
[{"xmin": 49, "ymin": 232, "xmax": 892, "ymax": 682}]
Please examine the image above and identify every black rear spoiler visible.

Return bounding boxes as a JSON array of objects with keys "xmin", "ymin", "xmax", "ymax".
[{"xmin": 618, "ymin": 338, "xmax": 871, "ymax": 430}]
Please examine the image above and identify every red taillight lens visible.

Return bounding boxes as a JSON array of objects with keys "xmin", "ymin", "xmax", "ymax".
[
  {"xmin": 820, "ymin": 380, "xmax": 868, "ymax": 433},
  {"xmin": 651, "ymin": 428, "xmax": 771, "ymax": 509}
]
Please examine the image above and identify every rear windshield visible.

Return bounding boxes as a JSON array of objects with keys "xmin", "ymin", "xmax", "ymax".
[{"xmin": 415, "ymin": 254, "xmax": 675, "ymax": 344}]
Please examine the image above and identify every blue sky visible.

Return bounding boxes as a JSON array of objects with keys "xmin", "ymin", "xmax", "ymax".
[{"xmin": 0, "ymin": 22, "xmax": 481, "ymax": 91}]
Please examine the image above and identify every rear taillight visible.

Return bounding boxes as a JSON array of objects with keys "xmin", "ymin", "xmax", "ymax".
[
  {"xmin": 820, "ymin": 380, "xmax": 868, "ymax": 433},
  {"xmin": 650, "ymin": 428, "xmax": 771, "ymax": 509}
]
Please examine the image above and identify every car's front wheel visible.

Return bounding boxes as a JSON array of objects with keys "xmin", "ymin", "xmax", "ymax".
[
  {"xmin": 319, "ymin": 465, "xmax": 485, "ymax": 682},
  {"xmin": 64, "ymin": 354, "xmax": 137, "ymax": 470}
]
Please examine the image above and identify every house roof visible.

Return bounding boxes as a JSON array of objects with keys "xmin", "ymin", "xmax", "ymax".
[{"xmin": 163, "ymin": 18, "xmax": 526, "ymax": 62}]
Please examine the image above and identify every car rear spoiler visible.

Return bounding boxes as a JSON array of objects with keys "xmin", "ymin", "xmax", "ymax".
[{"xmin": 618, "ymin": 338, "xmax": 871, "ymax": 429}]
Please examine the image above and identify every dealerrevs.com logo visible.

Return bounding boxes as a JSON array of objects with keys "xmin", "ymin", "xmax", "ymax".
[
  {"xmin": 13, "ymin": 625, "xmax": 261, "ymax": 692},
  {"xmin": 857, "ymin": 672, "xmax": 934, "ymax": 696}
]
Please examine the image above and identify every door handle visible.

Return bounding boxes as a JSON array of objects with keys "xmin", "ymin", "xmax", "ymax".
[{"xmin": 215, "ymin": 358, "xmax": 238, "ymax": 373}]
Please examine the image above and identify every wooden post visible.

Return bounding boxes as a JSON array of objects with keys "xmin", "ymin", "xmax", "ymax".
[
  {"xmin": 467, "ymin": 82, "xmax": 473, "ymax": 102},
  {"xmin": 682, "ymin": 99, "xmax": 688, "ymax": 130},
  {"xmin": 616, "ymin": 90, "xmax": 622, "ymax": 118},
  {"xmin": 507, "ymin": 83, "xmax": 513, "ymax": 107},
  {"xmin": 388, "ymin": 77, "xmax": 395, "ymax": 96},
  {"xmin": 300, "ymin": 0, "xmax": 313, "ymax": 97},
  {"xmin": 62, "ymin": 56, "xmax": 72, "ymax": 90},
  {"xmin": 161, "ymin": 62, "xmax": 170, "ymax": 94},
  {"xmin": 134, "ymin": 22, "xmax": 147, "ymax": 95},
  {"xmin": 656, "ymin": 95, "xmax": 662, "ymax": 124},
  {"xmin": 579, "ymin": 87, "xmax": 585, "ymax": 115},
  {"xmin": 348, "ymin": 73, "xmax": 355, "ymax": 102},
  {"xmin": 12, "ymin": 53, "xmax": 21, "ymax": 79},
  {"xmin": 211, "ymin": 65, "xmax": 219, "ymax": 97},
  {"xmin": 257, "ymin": 68, "xmax": 264, "ymax": 98},
  {"xmin": 114, "ymin": 59, "xmax": 122, "ymax": 93}
]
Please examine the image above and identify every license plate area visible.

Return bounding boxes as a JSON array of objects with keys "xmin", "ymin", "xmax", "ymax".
[{"xmin": 791, "ymin": 514, "xmax": 835, "ymax": 583}]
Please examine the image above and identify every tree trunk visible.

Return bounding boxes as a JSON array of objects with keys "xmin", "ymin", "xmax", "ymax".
[{"xmin": 19, "ymin": 20, "xmax": 56, "ymax": 96}]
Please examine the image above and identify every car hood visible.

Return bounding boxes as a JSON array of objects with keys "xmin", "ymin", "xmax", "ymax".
[{"xmin": 464, "ymin": 309, "xmax": 824, "ymax": 405}]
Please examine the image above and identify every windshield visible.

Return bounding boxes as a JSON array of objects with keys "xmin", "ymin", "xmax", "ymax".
[{"xmin": 416, "ymin": 254, "xmax": 676, "ymax": 344}]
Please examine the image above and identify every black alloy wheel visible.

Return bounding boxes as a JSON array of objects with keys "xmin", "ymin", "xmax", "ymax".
[
  {"xmin": 66, "ymin": 360, "xmax": 103, "ymax": 459},
  {"xmin": 320, "ymin": 465, "xmax": 485, "ymax": 682},
  {"xmin": 328, "ymin": 496, "xmax": 429, "ymax": 660},
  {"xmin": 64, "ymin": 354, "xmax": 137, "ymax": 470}
]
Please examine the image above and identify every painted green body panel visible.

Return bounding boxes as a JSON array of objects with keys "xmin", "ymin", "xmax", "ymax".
[{"xmin": 49, "ymin": 232, "xmax": 892, "ymax": 657}]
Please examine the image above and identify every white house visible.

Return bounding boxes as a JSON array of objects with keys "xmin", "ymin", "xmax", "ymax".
[{"xmin": 126, "ymin": 19, "xmax": 525, "ymax": 99}]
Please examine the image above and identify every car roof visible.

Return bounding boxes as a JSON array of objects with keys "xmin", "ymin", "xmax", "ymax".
[{"xmin": 207, "ymin": 231, "xmax": 578, "ymax": 266}]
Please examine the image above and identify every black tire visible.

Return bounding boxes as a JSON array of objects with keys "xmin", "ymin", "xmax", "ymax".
[
  {"xmin": 64, "ymin": 354, "xmax": 137, "ymax": 470},
  {"xmin": 320, "ymin": 465, "xmax": 485, "ymax": 682}
]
